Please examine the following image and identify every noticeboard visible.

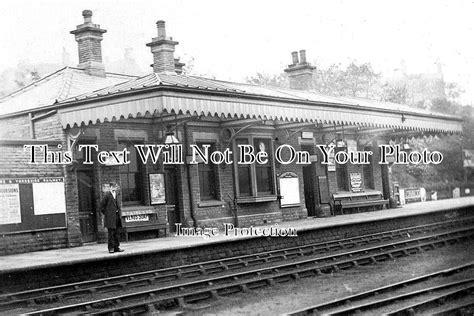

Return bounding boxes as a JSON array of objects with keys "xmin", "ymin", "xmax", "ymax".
[
  {"xmin": 0, "ymin": 178, "xmax": 67, "ymax": 233},
  {"xmin": 279, "ymin": 172, "xmax": 300, "ymax": 207}
]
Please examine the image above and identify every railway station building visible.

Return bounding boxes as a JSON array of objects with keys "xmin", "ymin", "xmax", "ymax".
[{"xmin": 0, "ymin": 11, "xmax": 463, "ymax": 255}]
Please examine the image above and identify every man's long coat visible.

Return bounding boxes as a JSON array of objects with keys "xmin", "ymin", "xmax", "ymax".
[{"xmin": 100, "ymin": 191, "xmax": 123, "ymax": 229}]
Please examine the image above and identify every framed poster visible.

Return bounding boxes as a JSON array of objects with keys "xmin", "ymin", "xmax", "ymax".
[
  {"xmin": 327, "ymin": 149, "xmax": 336, "ymax": 171},
  {"xmin": 349, "ymin": 172, "xmax": 363, "ymax": 192},
  {"xmin": 0, "ymin": 183, "xmax": 21, "ymax": 224},
  {"xmin": 149, "ymin": 173, "xmax": 166, "ymax": 205}
]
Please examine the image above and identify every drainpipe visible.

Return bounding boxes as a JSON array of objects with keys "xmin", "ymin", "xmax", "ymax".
[{"xmin": 183, "ymin": 123, "xmax": 197, "ymax": 227}]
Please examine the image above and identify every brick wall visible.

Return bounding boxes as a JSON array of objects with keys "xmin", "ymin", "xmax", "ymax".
[
  {"xmin": 0, "ymin": 112, "xmax": 81, "ymax": 255},
  {"xmin": 0, "ymin": 116, "xmax": 30, "ymax": 139},
  {"xmin": 77, "ymin": 38, "xmax": 102, "ymax": 64},
  {"xmin": 152, "ymin": 46, "xmax": 176, "ymax": 73},
  {"xmin": 0, "ymin": 229, "xmax": 68, "ymax": 255}
]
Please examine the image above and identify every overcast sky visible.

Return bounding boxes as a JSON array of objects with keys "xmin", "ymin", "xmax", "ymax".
[{"xmin": 1, "ymin": 0, "xmax": 473, "ymax": 104}]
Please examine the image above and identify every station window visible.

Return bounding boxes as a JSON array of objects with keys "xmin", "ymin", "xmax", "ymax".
[
  {"xmin": 234, "ymin": 137, "xmax": 275, "ymax": 197},
  {"xmin": 118, "ymin": 140, "xmax": 144, "ymax": 205},
  {"xmin": 254, "ymin": 138, "xmax": 273, "ymax": 195},
  {"xmin": 236, "ymin": 138, "xmax": 252, "ymax": 196},
  {"xmin": 197, "ymin": 142, "xmax": 219, "ymax": 201}
]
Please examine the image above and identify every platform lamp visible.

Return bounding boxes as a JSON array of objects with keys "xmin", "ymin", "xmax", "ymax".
[
  {"xmin": 335, "ymin": 125, "xmax": 347, "ymax": 150},
  {"xmin": 335, "ymin": 138, "xmax": 346, "ymax": 149},
  {"xmin": 164, "ymin": 126, "xmax": 180, "ymax": 144}
]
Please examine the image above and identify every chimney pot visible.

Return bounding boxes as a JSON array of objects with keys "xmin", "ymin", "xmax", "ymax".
[
  {"xmin": 157, "ymin": 20, "xmax": 166, "ymax": 39},
  {"xmin": 299, "ymin": 50, "xmax": 307, "ymax": 64},
  {"xmin": 291, "ymin": 51, "xmax": 299, "ymax": 65},
  {"xmin": 82, "ymin": 10, "xmax": 93, "ymax": 23}
]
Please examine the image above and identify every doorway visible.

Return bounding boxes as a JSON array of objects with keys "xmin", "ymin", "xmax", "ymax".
[
  {"xmin": 77, "ymin": 170, "xmax": 97, "ymax": 242},
  {"xmin": 165, "ymin": 166, "xmax": 180, "ymax": 232},
  {"xmin": 301, "ymin": 144, "xmax": 318, "ymax": 216}
]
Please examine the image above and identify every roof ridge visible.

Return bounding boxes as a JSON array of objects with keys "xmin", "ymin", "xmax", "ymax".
[
  {"xmin": 67, "ymin": 66, "xmax": 139, "ymax": 78},
  {"xmin": 177, "ymin": 74, "xmax": 242, "ymax": 92},
  {"xmin": 55, "ymin": 67, "xmax": 74, "ymax": 102},
  {"xmin": 0, "ymin": 66, "xmax": 69, "ymax": 103},
  {"xmin": 62, "ymin": 71, "xmax": 155, "ymax": 102},
  {"xmin": 153, "ymin": 72, "xmax": 162, "ymax": 85}
]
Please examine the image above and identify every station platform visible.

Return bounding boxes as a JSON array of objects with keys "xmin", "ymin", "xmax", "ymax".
[{"xmin": 1, "ymin": 197, "xmax": 473, "ymax": 276}]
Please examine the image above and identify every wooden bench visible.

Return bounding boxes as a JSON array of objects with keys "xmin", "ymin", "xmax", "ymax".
[
  {"xmin": 123, "ymin": 222, "xmax": 168, "ymax": 242},
  {"xmin": 332, "ymin": 191, "xmax": 388, "ymax": 215},
  {"xmin": 121, "ymin": 209, "xmax": 169, "ymax": 241}
]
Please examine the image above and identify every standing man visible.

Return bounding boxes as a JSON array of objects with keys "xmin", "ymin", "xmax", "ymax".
[{"xmin": 100, "ymin": 182, "xmax": 124, "ymax": 253}]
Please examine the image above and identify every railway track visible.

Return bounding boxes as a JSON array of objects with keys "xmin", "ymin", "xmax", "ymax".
[
  {"xmin": 1, "ymin": 217, "xmax": 472, "ymax": 313},
  {"xmin": 12, "ymin": 222, "xmax": 474, "ymax": 315},
  {"xmin": 286, "ymin": 262, "xmax": 474, "ymax": 315}
]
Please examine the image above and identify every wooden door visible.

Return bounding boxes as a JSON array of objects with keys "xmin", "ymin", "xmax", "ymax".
[
  {"xmin": 77, "ymin": 170, "xmax": 97, "ymax": 242},
  {"xmin": 164, "ymin": 166, "xmax": 180, "ymax": 232}
]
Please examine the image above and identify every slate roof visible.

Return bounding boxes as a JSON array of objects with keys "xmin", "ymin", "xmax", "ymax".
[
  {"xmin": 0, "ymin": 67, "xmax": 460, "ymax": 126},
  {"xmin": 0, "ymin": 67, "xmax": 136, "ymax": 116},
  {"xmin": 66, "ymin": 72, "xmax": 455, "ymax": 120}
]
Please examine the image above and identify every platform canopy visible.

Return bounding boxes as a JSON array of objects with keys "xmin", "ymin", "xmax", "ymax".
[{"xmin": 16, "ymin": 72, "xmax": 466, "ymax": 133}]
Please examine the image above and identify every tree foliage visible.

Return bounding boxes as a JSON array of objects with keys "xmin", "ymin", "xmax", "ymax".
[
  {"xmin": 382, "ymin": 83, "xmax": 408, "ymax": 104},
  {"xmin": 245, "ymin": 72, "xmax": 288, "ymax": 88},
  {"xmin": 313, "ymin": 62, "xmax": 380, "ymax": 98}
]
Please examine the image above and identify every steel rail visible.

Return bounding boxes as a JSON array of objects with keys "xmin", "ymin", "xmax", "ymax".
[
  {"xmin": 1, "ymin": 217, "xmax": 471, "ymax": 311},
  {"xmin": 431, "ymin": 301, "xmax": 474, "ymax": 316},
  {"xmin": 22, "ymin": 227, "xmax": 474, "ymax": 315},
  {"xmin": 326, "ymin": 279, "xmax": 474, "ymax": 315},
  {"xmin": 386, "ymin": 284, "xmax": 474, "ymax": 316},
  {"xmin": 284, "ymin": 261, "xmax": 474, "ymax": 315}
]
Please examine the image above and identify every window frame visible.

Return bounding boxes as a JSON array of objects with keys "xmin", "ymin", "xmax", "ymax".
[
  {"xmin": 196, "ymin": 141, "xmax": 220, "ymax": 201},
  {"xmin": 117, "ymin": 139, "xmax": 145, "ymax": 206},
  {"xmin": 233, "ymin": 135, "xmax": 277, "ymax": 201}
]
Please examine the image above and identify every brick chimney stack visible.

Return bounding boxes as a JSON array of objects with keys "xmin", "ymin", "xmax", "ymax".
[
  {"xmin": 146, "ymin": 21, "xmax": 180, "ymax": 73},
  {"xmin": 284, "ymin": 50, "xmax": 316, "ymax": 90},
  {"xmin": 70, "ymin": 10, "xmax": 107, "ymax": 77}
]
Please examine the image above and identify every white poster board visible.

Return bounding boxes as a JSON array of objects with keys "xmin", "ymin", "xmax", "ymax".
[
  {"xmin": 399, "ymin": 188, "xmax": 406, "ymax": 205},
  {"xmin": 420, "ymin": 187, "xmax": 426, "ymax": 202},
  {"xmin": 453, "ymin": 187, "xmax": 460, "ymax": 198},
  {"xmin": 0, "ymin": 184, "xmax": 21, "ymax": 224},
  {"xmin": 279, "ymin": 172, "xmax": 300, "ymax": 207},
  {"xmin": 33, "ymin": 182, "xmax": 66, "ymax": 215}
]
